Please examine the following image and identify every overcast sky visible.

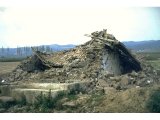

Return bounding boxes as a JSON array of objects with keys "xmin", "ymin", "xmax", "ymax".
[{"xmin": 0, "ymin": 0, "xmax": 160, "ymax": 48}]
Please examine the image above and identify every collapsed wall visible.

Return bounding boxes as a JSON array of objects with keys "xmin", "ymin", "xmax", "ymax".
[{"xmin": 7, "ymin": 29, "xmax": 142, "ymax": 83}]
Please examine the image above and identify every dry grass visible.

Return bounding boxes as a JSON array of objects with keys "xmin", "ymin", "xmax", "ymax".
[
  {"xmin": 97, "ymin": 88, "xmax": 150, "ymax": 112},
  {"xmin": 61, "ymin": 85, "xmax": 160, "ymax": 113},
  {"xmin": 0, "ymin": 62, "xmax": 20, "ymax": 75}
]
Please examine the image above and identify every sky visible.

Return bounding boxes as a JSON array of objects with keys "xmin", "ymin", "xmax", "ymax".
[{"xmin": 0, "ymin": 0, "xmax": 160, "ymax": 48}]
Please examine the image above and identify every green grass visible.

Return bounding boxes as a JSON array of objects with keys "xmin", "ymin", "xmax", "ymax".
[
  {"xmin": 32, "ymin": 90, "xmax": 79, "ymax": 112},
  {"xmin": 146, "ymin": 90, "xmax": 160, "ymax": 112},
  {"xmin": 146, "ymin": 60, "xmax": 160, "ymax": 70},
  {"xmin": 0, "ymin": 57, "xmax": 25, "ymax": 62},
  {"xmin": 138, "ymin": 52, "xmax": 160, "ymax": 61},
  {"xmin": 138, "ymin": 52, "xmax": 160, "ymax": 69}
]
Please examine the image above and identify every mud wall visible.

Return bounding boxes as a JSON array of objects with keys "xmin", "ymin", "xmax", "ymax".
[{"xmin": 102, "ymin": 49, "xmax": 122, "ymax": 75}]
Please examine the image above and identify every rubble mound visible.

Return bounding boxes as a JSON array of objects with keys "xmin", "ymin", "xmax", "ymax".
[{"xmin": 5, "ymin": 29, "xmax": 160, "ymax": 91}]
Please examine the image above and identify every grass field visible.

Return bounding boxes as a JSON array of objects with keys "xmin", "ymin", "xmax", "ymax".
[
  {"xmin": 138, "ymin": 52, "xmax": 160, "ymax": 69},
  {"xmin": 0, "ymin": 62, "xmax": 20, "ymax": 75},
  {"xmin": 147, "ymin": 60, "xmax": 160, "ymax": 70},
  {"xmin": 144, "ymin": 52, "xmax": 160, "ymax": 70},
  {"xmin": 138, "ymin": 52, "xmax": 160, "ymax": 61},
  {"xmin": 0, "ymin": 57, "xmax": 25, "ymax": 62}
]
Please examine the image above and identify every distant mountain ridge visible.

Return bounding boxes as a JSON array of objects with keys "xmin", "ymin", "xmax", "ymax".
[
  {"xmin": 49, "ymin": 44, "xmax": 75, "ymax": 51},
  {"xmin": 123, "ymin": 40, "xmax": 160, "ymax": 52},
  {"xmin": 0, "ymin": 40, "xmax": 160, "ymax": 57}
]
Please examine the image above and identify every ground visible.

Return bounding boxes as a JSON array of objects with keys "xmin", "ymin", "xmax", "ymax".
[
  {"xmin": 0, "ymin": 62, "xmax": 20, "ymax": 76},
  {"xmin": 0, "ymin": 52, "xmax": 160, "ymax": 113}
]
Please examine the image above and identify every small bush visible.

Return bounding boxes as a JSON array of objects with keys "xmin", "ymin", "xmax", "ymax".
[
  {"xmin": 17, "ymin": 94, "xmax": 27, "ymax": 106},
  {"xmin": 34, "ymin": 90, "xmax": 53, "ymax": 108},
  {"xmin": 33, "ymin": 90, "xmax": 66, "ymax": 112},
  {"xmin": 146, "ymin": 90, "xmax": 160, "ymax": 113},
  {"xmin": 0, "ymin": 100, "xmax": 17, "ymax": 110},
  {"xmin": 33, "ymin": 89, "xmax": 81, "ymax": 112}
]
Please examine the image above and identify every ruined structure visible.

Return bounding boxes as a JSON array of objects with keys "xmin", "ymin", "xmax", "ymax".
[
  {"xmin": 84, "ymin": 29, "xmax": 142, "ymax": 75},
  {"xmin": 1, "ymin": 29, "xmax": 160, "ymax": 104},
  {"xmin": 30, "ymin": 29, "xmax": 141, "ymax": 75},
  {"xmin": 7, "ymin": 29, "xmax": 142, "ymax": 83}
]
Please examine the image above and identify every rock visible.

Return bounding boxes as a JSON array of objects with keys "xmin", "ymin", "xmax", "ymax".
[
  {"xmin": 14, "ymin": 73, "xmax": 19, "ymax": 79},
  {"xmin": 0, "ymin": 108, "xmax": 6, "ymax": 113},
  {"xmin": 120, "ymin": 75, "xmax": 129, "ymax": 85},
  {"xmin": 1, "ymin": 79, "xmax": 6, "ymax": 83},
  {"xmin": 109, "ymin": 76, "xmax": 121, "ymax": 82},
  {"xmin": 103, "ymin": 87, "xmax": 116, "ymax": 94},
  {"xmin": 16, "ymin": 69, "xmax": 23, "ymax": 73},
  {"xmin": 136, "ymin": 86, "xmax": 140, "ymax": 88},
  {"xmin": 147, "ymin": 80, "xmax": 151, "ymax": 84},
  {"xmin": 139, "ymin": 72, "xmax": 146, "ymax": 79},
  {"xmin": 69, "ymin": 60, "xmax": 86, "ymax": 68},
  {"xmin": 136, "ymin": 78, "xmax": 147, "ymax": 87},
  {"xmin": 105, "ymin": 73, "xmax": 114, "ymax": 78},
  {"xmin": 80, "ymin": 74, "xmax": 86, "ymax": 79},
  {"xmin": 8, "ymin": 77, "xmax": 14, "ymax": 82},
  {"xmin": 157, "ymin": 69, "xmax": 160, "ymax": 76},
  {"xmin": 86, "ymin": 53, "xmax": 95, "ymax": 59},
  {"xmin": 129, "ymin": 71, "xmax": 138, "ymax": 77},
  {"xmin": 76, "ymin": 95, "xmax": 90, "ymax": 105},
  {"xmin": 62, "ymin": 101, "xmax": 76, "ymax": 107},
  {"xmin": 97, "ymin": 79, "xmax": 109, "ymax": 87},
  {"xmin": 90, "ymin": 72, "xmax": 98, "ymax": 79},
  {"xmin": 0, "ymin": 96, "xmax": 15, "ymax": 103}
]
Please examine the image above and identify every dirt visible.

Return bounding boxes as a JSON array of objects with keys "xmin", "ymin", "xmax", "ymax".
[
  {"xmin": 56, "ymin": 84, "xmax": 160, "ymax": 113},
  {"xmin": 0, "ymin": 62, "xmax": 20, "ymax": 76}
]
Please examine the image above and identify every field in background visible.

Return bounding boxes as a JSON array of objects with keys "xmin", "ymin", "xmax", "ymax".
[
  {"xmin": 139, "ymin": 52, "xmax": 160, "ymax": 60},
  {"xmin": 139, "ymin": 52, "xmax": 160, "ymax": 70},
  {"xmin": 0, "ymin": 57, "xmax": 25, "ymax": 62},
  {"xmin": 0, "ymin": 62, "xmax": 20, "ymax": 75},
  {"xmin": 147, "ymin": 60, "xmax": 160, "ymax": 70}
]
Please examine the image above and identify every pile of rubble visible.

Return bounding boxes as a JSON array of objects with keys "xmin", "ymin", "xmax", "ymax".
[{"xmin": 5, "ymin": 29, "xmax": 160, "ymax": 91}]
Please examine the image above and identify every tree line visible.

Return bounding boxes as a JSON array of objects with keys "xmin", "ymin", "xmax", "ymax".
[{"xmin": 0, "ymin": 45, "xmax": 53, "ymax": 57}]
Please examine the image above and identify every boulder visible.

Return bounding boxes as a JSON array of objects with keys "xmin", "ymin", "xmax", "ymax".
[
  {"xmin": 120, "ymin": 75, "xmax": 130, "ymax": 86},
  {"xmin": 0, "ymin": 96, "xmax": 15, "ymax": 103},
  {"xmin": 109, "ymin": 76, "xmax": 121, "ymax": 82},
  {"xmin": 129, "ymin": 71, "xmax": 138, "ymax": 77},
  {"xmin": 97, "ymin": 79, "xmax": 109, "ymax": 87},
  {"xmin": 62, "ymin": 101, "xmax": 76, "ymax": 107},
  {"xmin": 103, "ymin": 87, "xmax": 116, "ymax": 94}
]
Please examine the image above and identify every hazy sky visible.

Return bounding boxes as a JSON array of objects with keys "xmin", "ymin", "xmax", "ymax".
[{"xmin": 0, "ymin": 0, "xmax": 160, "ymax": 48}]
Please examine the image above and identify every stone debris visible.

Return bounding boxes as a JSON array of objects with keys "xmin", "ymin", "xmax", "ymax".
[
  {"xmin": 62, "ymin": 101, "xmax": 76, "ymax": 107},
  {"xmin": 2, "ymin": 29, "xmax": 160, "ymax": 92},
  {"xmin": 0, "ymin": 96, "xmax": 15, "ymax": 103}
]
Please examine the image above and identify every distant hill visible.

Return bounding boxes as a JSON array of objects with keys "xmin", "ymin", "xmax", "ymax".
[
  {"xmin": 0, "ymin": 40, "xmax": 160, "ymax": 58},
  {"xmin": 0, "ymin": 44, "xmax": 75, "ymax": 58},
  {"xmin": 123, "ymin": 40, "xmax": 160, "ymax": 52},
  {"xmin": 49, "ymin": 44, "xmax": 75, "ymax": 51}
]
